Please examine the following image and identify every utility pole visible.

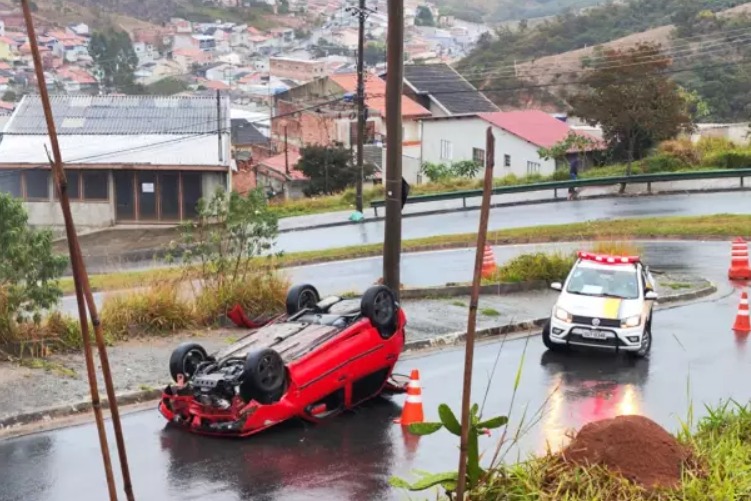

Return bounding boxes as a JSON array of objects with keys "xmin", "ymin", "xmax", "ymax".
[
  {"xmin": 21, "ymin": 2, "xmax": 134, "ymax": 500},
  {"xmin": 284, "ymin": 124, "xmax": 289, "ymax": 175},
  {"xmin": 383, "ymin": 0, "xmax": 403, "ymax": 297},
  {"xmin": 347, "ymin": 0, "xmax": 370, "ymax": 214}
]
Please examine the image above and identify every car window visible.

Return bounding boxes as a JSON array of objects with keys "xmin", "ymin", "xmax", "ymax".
[{"xmin": 566, "ymin": 266, "xmax": 639, "ymax": 300}]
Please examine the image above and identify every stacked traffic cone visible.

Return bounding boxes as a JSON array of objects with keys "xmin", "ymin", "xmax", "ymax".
[
  {"xmin": 729, "ymin": 238, "xmax": 751, "ymax": 281},
  {"xmin": 733, "ymin": 291, "xmax": 750, "ymax": 333},
  {"xmin": 481, "ymin": 245, "xmax": 497, "ymax": 279},
  {"xmin": 394, "ymin": 369, "xmax": 424, "ymax": 425}
]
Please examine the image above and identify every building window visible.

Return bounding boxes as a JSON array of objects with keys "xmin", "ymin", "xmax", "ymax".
[
  {"xmin": 526, "ymin": 161, "xmax": 541, "ymax": 174},
  {"xmin": 504, "ymin": 154, "xmax": 511, "ymax": 167},
  {"xmin": 0, "ymin": 171, "xmax": 22, "ymax": 198},
  {"xmin": 440, "ymin": 139, "xmax": 453, "ymax": 160},
  {"xmin": 25, "ymin": 170, "xmax": 50, "ymax": 200},
  {"xmin": 472, "ymin": 148, "xmax": 485, "ymax": 166},
  {"xmin": 82, "ymin": 170, "xmax": 109, "ymax": 200}
]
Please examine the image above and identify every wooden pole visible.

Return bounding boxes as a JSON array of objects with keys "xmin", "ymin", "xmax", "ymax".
[
  {"xmin": 456, "ymin": 127, "xmax": 495, "ymax": 499},
  {"xmin": 20, "ymin": 3, "xmax": 134, "ymax": 500}
]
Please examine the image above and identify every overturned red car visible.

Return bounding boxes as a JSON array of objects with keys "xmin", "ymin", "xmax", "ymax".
[{"xmin": 158, "ymin": 284, "xmax": 407, "ymax": 437}]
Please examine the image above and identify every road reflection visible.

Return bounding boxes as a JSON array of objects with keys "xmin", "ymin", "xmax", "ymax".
[
  {"xmin": 538, "ymin": 350, "xmax": 650, "ymax": 453},
  {"xmin": 0, "ymin": 435, "xmax": 55, "ymax": 501},
  {"xmin": 158, "ymin": 397, "xmax": 402, "ymax": 501}
]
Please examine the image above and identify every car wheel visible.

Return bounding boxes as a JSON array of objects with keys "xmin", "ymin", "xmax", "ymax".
[
  {"xmin": 361, "ymin": 285, "xmax": 398, "ymax": 338},
  {"xmin": 286, "ymin": 284, "xmax": 320, "ymax": 316},
  {"xmin": 169, "ymin": 342, "xmax": 208, "ymax": 382},
  {"xmin": 629, "ymin": 320, "xmax": 652, "ymax": 359},
  {"xmin": 240, "ymin": 348, "xmax": 286, "ymax": 403},
  {"xmin": 542, "ymin": 320, "xmax": 566, "ymax": 352}
]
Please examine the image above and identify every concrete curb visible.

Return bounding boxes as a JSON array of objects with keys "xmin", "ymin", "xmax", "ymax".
[
  {"xmin": 0, "ymin": 280, "xmax": 717, "ymax": 433},
  {"xmin": 0, "ymin": 388, "xmax": 163, "ymax": 432}
]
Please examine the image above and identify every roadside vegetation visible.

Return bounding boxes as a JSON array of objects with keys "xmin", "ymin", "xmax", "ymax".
[
  {"xmin": 0, "ymin": 189, "xmax": 288, "ymax": 359},
  {"xmin": 483, "ymin": 241, "xmax": 643, "ymax": 285}
]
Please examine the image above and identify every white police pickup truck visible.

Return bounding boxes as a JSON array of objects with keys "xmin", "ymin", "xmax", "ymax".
[{"xmin": 543, "ymin": 251, "xmax": 658, "ymax": 358}]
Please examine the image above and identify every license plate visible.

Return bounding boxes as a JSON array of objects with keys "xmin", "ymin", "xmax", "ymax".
[{"xmin": 574, "ymin": 329, "xmax": 610, "ymax": 339}]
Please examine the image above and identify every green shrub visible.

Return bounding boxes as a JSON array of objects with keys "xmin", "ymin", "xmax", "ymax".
[
  {"xmin": 486, "ymin": 252, "xmax": 575, "ymax": 284},
  {"xmin": 695, "ymin": 136, "xmax": 737, "ymax": 156},
  {"xmin": 101, "ymin": 284, "xmax": 194, "ymax": 339},
  {"xmin": 641, "ymin": 153, "xmax": 689, "ymax": 173},
  {"xmin": 702, "ymin": 149, "xmax": 751, "ymax": 169}
]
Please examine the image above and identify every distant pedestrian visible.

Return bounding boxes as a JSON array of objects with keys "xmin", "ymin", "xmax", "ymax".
[
  {"xmin": 401, "ymin": 177, "xmax": 410, "ymax": 209},
  {"xmin": 568, "ymin": 157, "xmax": 580, "ymax": 200}
]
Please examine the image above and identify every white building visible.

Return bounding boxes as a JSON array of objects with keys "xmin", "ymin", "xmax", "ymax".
[{"xmin": 420, "ymin": 110, "xmax": 603, "ymax": 181}]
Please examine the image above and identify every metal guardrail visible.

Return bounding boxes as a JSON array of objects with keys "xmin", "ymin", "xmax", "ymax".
[{"xmin": 370, "ymin": 168, "xmax": 751, "ymax": 217}]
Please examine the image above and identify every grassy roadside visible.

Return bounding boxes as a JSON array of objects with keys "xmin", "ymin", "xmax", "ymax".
[
  {"xmin": 473, "ymin": 401, "xmax": 751, "ymax": 500},
  {"xmin": 59, "ymin": 214, "xmax": 749, "ymax": 295}
]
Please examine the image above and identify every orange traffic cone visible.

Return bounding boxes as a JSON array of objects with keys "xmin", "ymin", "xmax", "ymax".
[
  {"xmin": 481, "ymin": 245, "xmax": 497, "ymax": 279},
  {"xmin": 729, "ymin": 238, "xmax": 751, "ymax": 281},
  {"xmin": 733, "ymin": 291, "xmax": 751, "ymax": 333},
  {"xmin": 395, "ymin": 369, "xmax": 424, "ymax": 425}
]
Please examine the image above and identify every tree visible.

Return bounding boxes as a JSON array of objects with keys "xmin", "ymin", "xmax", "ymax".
[
  {"xmin": 278, "ymin": 0, "xmax": 289, "ymax": 14},
  {"xmin": 169, "ymin": 188, "xmax": 278, "ymax": 291},
  {"xmin": 415, "ymin": 5, "xmax": 435, "ymax": 26},
  {"xmin": 89, "ymin": 30, "xmax": 140, "ymax": 93},
  {"xmin": 1, "ymin": 90, "xmax": 17, "ymax": 102},
  {"xmin": 363, "ymin": 42, "xmax": 386, "ymax": 66},
  {"xmin": 538, "ymin": 131, "xmax": 597, "ymax": 170},
  {"xmin": 296, "ymin": 145, "xmax": 373, "ymax": 196},
  {"xmin": 570, "ymin": 43, "xmax": 694, "ymax": 175},
  {"xmin": 0, "ymin": 194, "xmax": 67, "ymax": 335}
]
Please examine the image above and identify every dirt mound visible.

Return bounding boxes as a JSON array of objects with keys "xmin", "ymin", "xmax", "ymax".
[{"xmin": 562, "ymin": 415, "xmax": 690, "ymax": 489}]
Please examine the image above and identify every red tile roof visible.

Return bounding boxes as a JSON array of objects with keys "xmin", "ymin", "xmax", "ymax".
[
  {"xmin": 477, "ymin": 110, "xmax": 602, "ymax": 150},
  {"xmin": 259, "ymin": 149, "xmax": 307, "ymax": 180},
  {"xmin": 330, "ymin": 73, "xmax": 431, "ymax": 118}
]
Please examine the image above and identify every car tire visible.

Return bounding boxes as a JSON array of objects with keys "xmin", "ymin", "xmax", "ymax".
[
  {"xmin": 286, "ymin": 284, "xmax": 320, "ymax": 316},
  {"xmin": 169, "ymin": 342, "xmax": 208, "ymax": 382},
  {"xmin": 361, "ymin": 285, "xmax": 399, "ymax": 339},
  {"xmin": 629, "ymin": 318, "xmax": 652, "ymax": 359},
  {"xmin": 542, "ymin": 320, "xmax": 565, "ymax": 352},
  {"xmin": 240, "ymin": 348, "xmax": 286, "ymax": 403}
]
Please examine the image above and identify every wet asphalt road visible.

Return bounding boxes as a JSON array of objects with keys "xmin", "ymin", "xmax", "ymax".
[
  {"xmin": 3, "ymin": 241, "xmax": 749, "ymax": 500},
  {"xmin": 275, "ymin": 191, "xmax": 751, "ymax": 253}
]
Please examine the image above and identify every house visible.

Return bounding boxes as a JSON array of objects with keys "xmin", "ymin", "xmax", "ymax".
[
  {"xmin": 254, "ymin": 149, "xmax": 308, "ymax": 200},
  {"xmin": 133, "ymin": 42, "xmax": 158, "ymax": 66},
  {"xmin": 0, "ymin": 95, "xmax": 231, "ymax": 230},
  {"xmin": 400, "ymin": 63, "xmax": 498, "ymax": 116},
  {"xmin": 272, "ymin": 73, "xmax": 431, "ymax": 155},
  {"xmin": 420, "ymin": 110, "xmax": 603, "ymax": 181},
  {"xmin": 269, "ymin": 56, "xmax": 326, "ymax": 82},
  {"xmin": 231, "ymin": 118, "xmax": 267, "ymax": 195},
  {"xmin": 55, "ymin": 66, "xmax": 97, "ymax": 92}
]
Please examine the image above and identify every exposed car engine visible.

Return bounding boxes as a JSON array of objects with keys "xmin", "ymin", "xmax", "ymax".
[{"xmin": 189, "ymin": 358, "xmax": 245, "ymax": 409}]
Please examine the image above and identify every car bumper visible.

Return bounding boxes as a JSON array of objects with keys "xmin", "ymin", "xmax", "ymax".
[
  {"xmin": 158, "ymin": 385, "xmax": 295, "ymax": 437},
  {"xmin": 549, "ymin": 317, "xmax": 645, "ymax": 352}
]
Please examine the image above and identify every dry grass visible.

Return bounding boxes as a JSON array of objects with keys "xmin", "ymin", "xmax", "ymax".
[
  {"xmin": 101, "ymin": 283, "xmax": 194, "ymax": 340},
  {"xmin": 193, "ymin": 272, "xmax": 288, "ymax": 325},
  {"xmin": 484, "ymin": 251, "xmax": 576, "ymax": 284}
]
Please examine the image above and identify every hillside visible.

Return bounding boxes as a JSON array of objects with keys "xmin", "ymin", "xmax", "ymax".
[
  {"xmin": 435, "ymin": 0, "xmax": 607, "ymax": 24},
  {"xmin": 456, "ymin": 0, "xmax": 751, "ymax": 120}
]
